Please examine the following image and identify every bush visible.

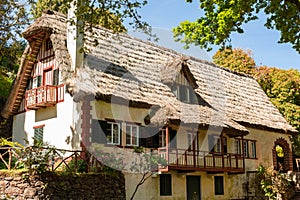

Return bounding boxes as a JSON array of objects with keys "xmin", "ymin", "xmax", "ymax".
[{"xmin": 257, "ymin": 165, "xmax": 293, "ymax": 200}]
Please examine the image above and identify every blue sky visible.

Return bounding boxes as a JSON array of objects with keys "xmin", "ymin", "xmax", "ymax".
[{"xmin": 127, "ymin": 0, "xmax": 300, "ymax": 70}]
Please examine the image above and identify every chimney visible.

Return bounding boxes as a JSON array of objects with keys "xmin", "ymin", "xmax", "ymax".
[{"xmin": 67, "ymin": 0, "xmax": 83, "ymax": 70}]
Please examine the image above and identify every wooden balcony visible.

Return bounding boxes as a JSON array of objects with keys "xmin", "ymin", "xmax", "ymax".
[
  {"xmin": 157, "ymin": 148, "xmax": 245, "ymax": 173},
  {"xmin": 25, "ymin": 84, "xmax": 64, "ymax": 109}
]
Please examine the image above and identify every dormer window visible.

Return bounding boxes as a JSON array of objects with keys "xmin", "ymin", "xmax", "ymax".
[
  {"xmin": 46, "ymin": 38, "xmax": 53, "ymax": 50},
  {"xmin": 172, "ymin": 71, "xmax": 198, "ymax": 104}
]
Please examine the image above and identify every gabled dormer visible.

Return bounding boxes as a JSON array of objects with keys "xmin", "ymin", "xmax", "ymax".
[
  {"xmin": 25, "ymin": 36, "xmax": 64, "ymax": 110},
  {"xmin": 161, "ymin": 57, "xmax": 199, "ymax": 104},
  {"xmin": 171, "ymin": 69, "xmax": 198, "ymax": 104}
]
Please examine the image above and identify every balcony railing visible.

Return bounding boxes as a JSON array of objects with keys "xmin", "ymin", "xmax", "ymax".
[
  {"xmin": 25, "ymin": 84, "xmax": 64, "ymax": 109},
  {"xmin": 157, "ymin": 147, "xmax": 245, "ymax": 173}
]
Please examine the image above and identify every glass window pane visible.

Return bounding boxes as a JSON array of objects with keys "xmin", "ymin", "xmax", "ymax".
[
  {"xmin": 113, "ymin": 124, "xmax": 119, "ymax": 144},
  {"xmin": 34, "ymin": 127, "xmax": 44, "ymax": 143},
  {"xmin": 244, "ymin": 141, "xmax": 248, "ymax": 157}
]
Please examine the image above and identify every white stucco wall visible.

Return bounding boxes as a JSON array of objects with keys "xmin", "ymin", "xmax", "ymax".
[{"xmin": 12, "ymin": 92, "xmax": 78, "ymax": 150}]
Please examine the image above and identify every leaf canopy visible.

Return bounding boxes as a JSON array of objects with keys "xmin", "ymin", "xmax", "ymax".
[{"xmin": 173, "ymin": 0, "xmax": 300, "ymax": 53}]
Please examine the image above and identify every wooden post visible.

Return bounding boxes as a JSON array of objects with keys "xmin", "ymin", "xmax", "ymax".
[
  {"xmin": 221, "ymin": 133, "xmax": 225, "ymax": 169},
  {"xmin": 166, "ymin": 126, "xmax": 169, "ymax": 165},
  {"xmin": 241, "ymin": 136, "xmax": 245, "ymax": 170},
  {"xmin": 8, "ymin": 148, "xmax": 11, "ymax": 170}
]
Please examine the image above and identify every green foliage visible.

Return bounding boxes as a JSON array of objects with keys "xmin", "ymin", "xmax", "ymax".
[
  {"xmin": 31, "ymin": 0, "xmax": 69, "ymax": 18},
  {"xmin": 255, "ymin": 67, "xmax": 300, "ymax": 130},
  {"xmin": 256, "ymin": 67, "xmax": 300, "ymax": 155},
  {"xmin": 65, "ymin": 159, "xmax": 87, "ymax": 173},
  {"xmin": 213, "ymin": 48, "xmax": 256, "ymax": 74},
  {"xmin": 173, "ymin": 0, "xmax": 300, "ymax": 53},
  {"xmin": 31, "ymin": 0, "xmax": 126, "ymax": 33},
  {"xmin": 0, "ymin": 40, "xmax": 26, "ymax": 100},
  {"xmin": 213, "ymin": 48, "xmax": 300, "ymax": 155},
  {"xmin": 0, "ymin": 138, "xmax": 23, "ymax": 148},
  {"xmin": 0, "ymin": 69, "xmax": 14, "ymax": 99},
  {"xmin": 0, "ymin": 0, "xmax": 28, "ymax": 100},
  {"xmin": 89, "ymin": 144, "xmax": 125, "ymax": 173},
  {"xmin": 17, "ymin": 142, "xmax": 57, "ymax": 174},
  {"xmin": 257, "ymin": 165, "xmax": 292, "ymax": 199},
  {"xmin": 0, "ymin": 0, "xmax": 29, "ymax": 51}
]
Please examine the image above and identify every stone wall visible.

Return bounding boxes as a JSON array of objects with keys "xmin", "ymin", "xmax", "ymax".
[{"xmin": 0, "ymin": 171, "xmax": 125, "ymax": 200}]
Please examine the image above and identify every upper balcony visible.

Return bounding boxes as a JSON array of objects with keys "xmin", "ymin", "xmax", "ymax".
[
  {"xmin": 157, "ymin": 148, "xmax": 245, "ymax": 173},
  {"xmin": 25, "ymin": 84, "xmax": 64, "ymax": 109}
]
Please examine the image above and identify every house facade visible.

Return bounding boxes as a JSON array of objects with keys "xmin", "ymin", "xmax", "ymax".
[{"xmin": 2, "ymin": 11, "xmax": 297, "ymax": 200}]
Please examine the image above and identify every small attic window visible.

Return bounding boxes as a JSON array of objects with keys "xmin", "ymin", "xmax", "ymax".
[
  {"xmin": 46, "ymin": 38, "xmax": 53, "ymax": 50},
  {"xmin": 172, "ymin": 71, "xmax": 198, "ymax": 104}
]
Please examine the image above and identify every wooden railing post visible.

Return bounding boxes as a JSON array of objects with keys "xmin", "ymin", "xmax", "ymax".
[
  {"xmin": 74, "ymin": 152, "xmax": 78, "ymax": 173},
  {"xmin": 8, "ymin": 148, "xmax": 11, "ymax": 170},
  {"xmin": 176, "ymin": 148, "xmax": 179, "ymax": 167},
  {"xmin": 166, "ymin": 126, "xmax": 169, "ymax": 166}
]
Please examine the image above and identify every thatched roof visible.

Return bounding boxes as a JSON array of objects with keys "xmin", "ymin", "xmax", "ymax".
[
  {"xmin": 2, "ymin": 11, "xmax": 297, "ymax": 136},
  {"xmin": 1, "ymin": 10, "xmax": 71, "ymax": 118}
]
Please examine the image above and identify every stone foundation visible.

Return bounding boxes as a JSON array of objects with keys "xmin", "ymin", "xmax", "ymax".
[{"xmin": 0, "ymin": 171, "xmax": 125, "ymax": 200}]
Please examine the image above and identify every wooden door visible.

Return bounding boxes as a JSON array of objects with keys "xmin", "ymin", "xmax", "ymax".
[
  {"xmin": 186, "ymin": 176, "xmax": 201, "ymax": 200},
  {"xmin": 43, "ymin": 68, "xmax": 53, "ymax": 86}
]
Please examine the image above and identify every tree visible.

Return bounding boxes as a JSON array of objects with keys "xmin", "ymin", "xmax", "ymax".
[
  {"xmin": 0, "ymin": 0, "xmax": 29, "ymax": 58},
  {"xmin": 31, "ymin": 0, "xmax": 126, "ymax": 32},
  {"xmin": 213, "ymin": 48, "xmax": 256, "ymax": 74},
  {"xmin": 30, "ymin": 0, "xmax": 157, "ymax": 42},
  {"xmin": 173, "ymin": 0, "xmax": 300, "ymax": 53},
  {"xmin": 89, "ymin": 144, "xmax": 166, "ymax": 200},
  {"xmin": 213, "ymin": 48, "xmax": 300, "ymax": 155}
]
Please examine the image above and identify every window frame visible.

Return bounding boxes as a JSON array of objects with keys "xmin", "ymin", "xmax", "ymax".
[
  {"xmin": 243, "ymin": 140, "xmax": 249, "ymax": 158},
  {"xmin": 250, "ymin": 141, "xmax": 257, "ymax": 158},
  {"xmin": 125, "ymin": 124, "xmax": 139, "ymax": 146},
  {"xmin": 172, "ymin": 71, "xmax": 197, "ymax": 104},
  {"xmin": 238, "ymin": 139, "xmax": 257, "ymax": 159},
  {"xmin": 234, "ymin": 139, "xmax": 241, "ymax": 154},
  {"xmin": 107, "ymin": 122, "xmax": 121, "ymax": 145},
  {"xmin": 160, "ymin": 174, "xmax": 172, "ymax": 196}
]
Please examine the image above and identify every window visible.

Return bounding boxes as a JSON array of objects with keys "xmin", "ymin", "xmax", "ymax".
[
  {"xmin": 241, "ymin": 139, "xmax": 257, "ymax": 158},
  {"xmin": 187, "ymin": 133, "xmax": 198, "ymax": 151},
  {"xmin": 126, "ymin": 124, "xmax": 139, "ymax": 146},
  {"xmin": 187, "ymin": 133, "xmax": 193, "ymax": 150},
  {"xmin": 46, "ymin": 38, "xmax": 53, "ymax": 50},
  {"xmin": 158, "ymin": 129, "xmax": 177, "ymax": 148},
  {"xmin": 243, "ymin": 140, "xmax": 248, "ymax": 157},
  {"xmin": 160, "ymin": 174, "xmax": 172, "ymax": 196},
  {"xmin": 172, "ymin": 71, "xmax": 198, "ymax": 104},
  {"xmin": 234, "ymin": 139, "xmax": 241, "ymax": 154},
  {"xmin": 33, "ymin": 75, "xmax": 42, "ymax": 88},
  {"xmin": 107, "ymin": 122, "xmax": 120, "ymax": 145},
  {"xmin": 159, "ymin": 129, "xmax": 166, "ymax": 147},
  {"xmin": 214, "ymin": 176, "xmax": 224, "ymax": 195},
  {"xmin": 34, "ymin": 126, "xmax": 44, "ymax": 143},
  {"xmin": 250, "ymin": 141, "xmax": 256, "ymax": 158},
  {"xmin": 52, "ymin": 69, "xmax": 59, "ymax": 86},
  {"xmin": 208, "ymin": 135, "xmax": 226, "ymax": 153}
]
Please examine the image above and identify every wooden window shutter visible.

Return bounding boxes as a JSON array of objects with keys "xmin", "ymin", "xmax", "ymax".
[{"xmin": 91, "ymin": 120, "xmax": 108, "ymax": 144}]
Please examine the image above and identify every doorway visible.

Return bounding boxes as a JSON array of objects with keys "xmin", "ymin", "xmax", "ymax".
[{"xmin": 186, "ymin": 176, "xmax": 201, "ymax": 200}]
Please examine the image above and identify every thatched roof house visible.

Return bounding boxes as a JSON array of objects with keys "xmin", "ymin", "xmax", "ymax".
[{"xmin": 2, "ymin": 10, "xmax": 297, "ymax": 136}]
